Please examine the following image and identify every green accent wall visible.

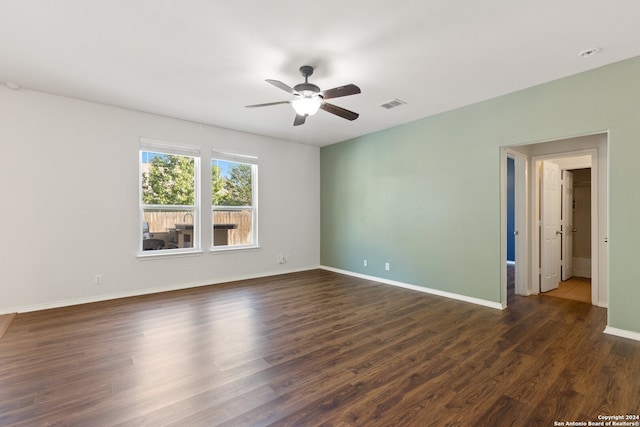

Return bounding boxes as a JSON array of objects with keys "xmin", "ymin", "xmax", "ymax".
[{"xmin": 321, "ymin": 55, "xmax": 640, "ymax": 333}]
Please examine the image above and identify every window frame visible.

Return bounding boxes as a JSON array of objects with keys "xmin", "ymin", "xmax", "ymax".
[
  {"xmin": 210, "ymin": 151, "xmax": 259, "ymax": 252},
  {"xmin": 138, "ymin": 138, "xmax": 201, "ymax": 257}
]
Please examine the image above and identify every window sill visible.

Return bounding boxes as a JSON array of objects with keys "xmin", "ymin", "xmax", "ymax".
[
  {"xmin": 209, "ymin": 245, "xmax": 260, "ymax": 254},
  {"xmin": 137, "ymin": 249, "xmax": 203, "ymax": 260}
]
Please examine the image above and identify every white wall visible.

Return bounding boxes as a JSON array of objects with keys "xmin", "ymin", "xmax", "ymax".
[{"xmin": 0, "ymin": 87, "xmax": 320, "ymax": 312}]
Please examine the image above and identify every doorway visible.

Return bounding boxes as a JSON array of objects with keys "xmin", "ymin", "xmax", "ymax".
[
  {"xmin": 500, "ymin": 132, "xmax": 608, "ymax": 308},
  {"xmin": 538, "ymin": 158, "xmax": 592, "ymax": 303},
  {"xmin": 504, "ymin": 150, "xmax": 527, "ymax": 306}
]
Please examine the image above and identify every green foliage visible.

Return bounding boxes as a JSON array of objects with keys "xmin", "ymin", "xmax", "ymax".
[
  {"xmin": 212, "ymin": 164, "xmax": 224, "ymax": 205},
  {"xmin": 142, "ymin": 154, "xmax": 195, "ymax": 205},
  {"xmin": 142, "ymin": 154, "xmax": 253, "ymax": 207},
  {"xmin": 226, "ymin": 163, "xmax": 253, "ymax": 206},
  {"xmin": 213, "ymin": 162, "xmax": 253, "ymax": 207}
]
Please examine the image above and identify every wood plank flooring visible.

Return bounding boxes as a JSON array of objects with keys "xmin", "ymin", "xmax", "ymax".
[{"xmin": 0, "ymin": 269, "xmax": 639, "ymax": 426}]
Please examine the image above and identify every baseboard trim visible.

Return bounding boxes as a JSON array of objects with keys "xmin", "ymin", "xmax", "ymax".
[
  {"xmin": 0, "ymin": 266, "xmax": 320, "ymax": 315},
  {"xmin": 320, "ymin": 266, "xmax": 503, "ymax": 310},
  {"xmin": 603, "ymin": 326, "xmax": 640, "ymax": 342},
  {"xmin": 573, "ymin": 270, "xmax": 592, "ymax": 278}
]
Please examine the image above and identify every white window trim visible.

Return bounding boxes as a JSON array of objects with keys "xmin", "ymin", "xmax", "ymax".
[{"xmin": 138, "ymin": 138, "xmax": 201, "ymax": 257}]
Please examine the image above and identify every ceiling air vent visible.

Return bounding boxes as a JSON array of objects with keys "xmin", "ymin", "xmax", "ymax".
[
  {"xmin": 578, "ymin": 47, "xmax": 600, "ymax": 58},
  {"xmin": 380, "ymin": 98, "xmax": 406, "ymax": 109}
]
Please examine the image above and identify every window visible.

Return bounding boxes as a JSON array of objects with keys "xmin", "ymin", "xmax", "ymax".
[
  {"xmin": 139, "ymin": 139, "xmax": 200, "ymax": 254},
  {"xmin": 211, "ymin": 151, "xmax": 258, "ymax": 249}
]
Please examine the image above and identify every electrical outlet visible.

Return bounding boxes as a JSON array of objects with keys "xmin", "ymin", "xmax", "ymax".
[
  {"xmin": 363, "ymin": 259, "xmax": 368, "ymax": 267},
  {"xmin": 94, "ymin": 274, "xmax": 103, "ymax": 285},
  {"xmin": 385, "ymin": 262, "xmax": 390, "ymax": 271}
]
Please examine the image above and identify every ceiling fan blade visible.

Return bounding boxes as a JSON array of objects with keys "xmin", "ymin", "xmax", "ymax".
[
  {"xmin": 320, "ymin": 84, "xmax": 361, "ymax": 100},
  {"xmin": 293, "ymin": 114, "xmax": 307, "ymax": 126},
  {"xmin": 245, "ymin": 100, "xmax": 290, "ymax": 108},
  {"xmin": 266, "ymin": 79, "xmax": 298, "ymax": 95},
  {"xmin": 320, "ymin": 102, "xmax": 359, "ymax": 121}
]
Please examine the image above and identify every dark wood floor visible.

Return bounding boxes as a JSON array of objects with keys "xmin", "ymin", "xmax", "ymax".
[{"xmin": 1, "ymin": 269, "xmax": 639, "ymax": 426}]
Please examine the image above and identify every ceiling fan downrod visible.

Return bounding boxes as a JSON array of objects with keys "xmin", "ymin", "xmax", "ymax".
[{"xmin": 294, "ymin": 66, "xmax": 320, "ymax": 95}]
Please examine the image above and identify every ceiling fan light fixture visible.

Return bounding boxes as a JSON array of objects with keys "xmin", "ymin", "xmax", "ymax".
[
  {"xmin": 246, "ymin": 65, "xmax": 360, "ymax": 125},
  {"xmin": 292, "ymin": 96, "xmax": 321, "ymax": 116}
]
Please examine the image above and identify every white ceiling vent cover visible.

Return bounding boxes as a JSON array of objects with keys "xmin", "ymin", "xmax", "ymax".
[{"xmin": 380, "ymin": 99, "xmax": 406, "ymax": 109}]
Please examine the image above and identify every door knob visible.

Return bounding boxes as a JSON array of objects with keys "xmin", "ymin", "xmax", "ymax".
[{"xmin": 556, "ymin": 230, "xmax": 563, "ymax": 235}]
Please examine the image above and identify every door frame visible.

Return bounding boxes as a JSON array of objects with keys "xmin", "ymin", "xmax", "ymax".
[
  {"xmin": 561, "ymin": 169, "xmax": 574, "ymax": 281},
  {"xmin": 500, "ymin": 148, "xmax": 528, "ymax": 308}
]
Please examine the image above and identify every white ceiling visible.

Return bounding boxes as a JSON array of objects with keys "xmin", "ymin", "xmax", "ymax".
[{"xmin": 2, "ymin": 1, "xmax": 640, "ymax": 147}]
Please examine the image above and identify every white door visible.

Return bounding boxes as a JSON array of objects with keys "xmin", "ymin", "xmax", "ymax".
[
  {"xmin": 562, "ymin": 170, "xmax": 574, "ymax": 280},
  {"xmin": 540, "ymin": 161, "xmax": 561, "ymax": 292}
]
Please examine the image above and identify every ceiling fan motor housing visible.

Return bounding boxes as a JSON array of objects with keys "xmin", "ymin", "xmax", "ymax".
[{"xmin": 294, "ymin": 82, "xmax": 321, "ymax": 96}]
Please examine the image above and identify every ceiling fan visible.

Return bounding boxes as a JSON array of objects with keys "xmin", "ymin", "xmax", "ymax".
[{"xmin": 245, "ymin": 65, "xmax": 361, "ymax": 126}]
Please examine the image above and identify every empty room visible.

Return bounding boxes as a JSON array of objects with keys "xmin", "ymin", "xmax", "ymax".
[{"xmin": 1, "ymin": 1, "xmax": 640, "ymax": 426}]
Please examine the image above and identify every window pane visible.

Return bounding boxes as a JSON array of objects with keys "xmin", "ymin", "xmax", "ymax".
[
  {"xmin": 212, "ymin": 160, "xmax": 252, "ymax": 207},
  {"xmin": 211, "ymin": 154, "xmax": 257, "ymax": 249},
  {"xmin": 140, "ymin": 146, "xmax": 198, "ymax": 253},
  {"xmin": 143, "ymin": 208, "xmax": 196, "ymax": 250},
  {"xmin": 212, "ymin": 209, "xmax": 253, "ymax": 246},
  {"xmin": 142, "ymin": 152, "xmax": 195, "ymax": 205}
]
